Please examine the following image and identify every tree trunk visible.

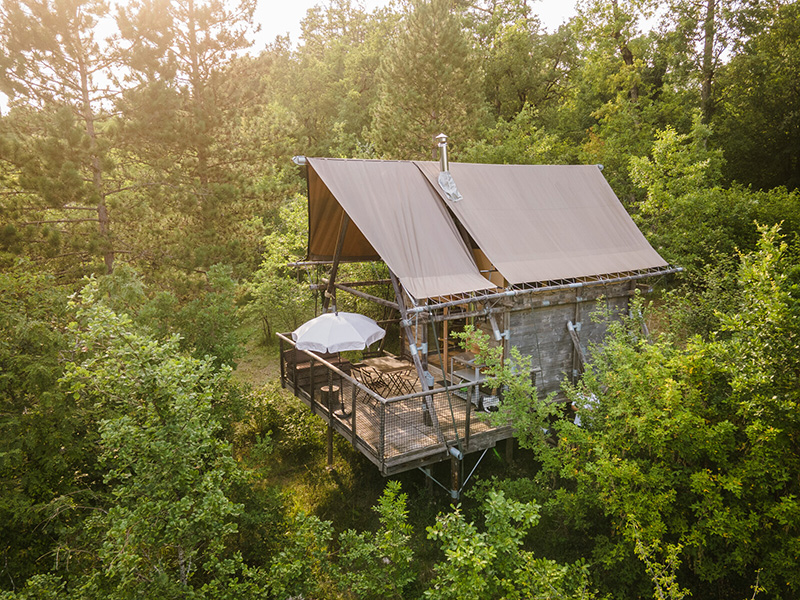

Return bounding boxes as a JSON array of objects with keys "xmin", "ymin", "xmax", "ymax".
[
  {"xmin": 77, "ymin": 28, "xmax": 114, "ymax": 273},
  {"xmin": 701, "ymin": 0, "xmax": 717, "ymax": 122},
  {"xmin": 611, "ymin": 0, "xmax": 639, "ymax": 102},
  {"xmin": 187, "ymin": 0, "xmax": 208, "ymax": 184}
]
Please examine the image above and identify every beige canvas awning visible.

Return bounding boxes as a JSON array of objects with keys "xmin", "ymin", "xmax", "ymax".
[
  {"xmin": 415, "ymin": 162, "xmax": 669, "ymax": 284},
  {"xmin": 307, "ymin": 158, "xmax": 495, "ymax": 300}
]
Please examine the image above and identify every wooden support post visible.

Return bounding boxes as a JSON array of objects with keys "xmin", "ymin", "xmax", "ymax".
[
  {"xmin": 292, "ymin": 347, "xmax": 298, "ymax": 389},
  {"xmin": 326, "ymin": 370, "xmax": 334, "ymax": 469},
  {"xmin": 421, "ymin": 315, "xmax": 428, "ymax": 370},
  {"xmin": 279, "ymin": 337, "xmax": 285, "ymax": 388},
  {"xmin": 389, "ymin": 271, "xmax": 444, "ymax": 443},
  {"xmin": 424, "ymin": 468, "xmax": 434, "ymax": 494},
  {"xmin": 571, "ymin": 290, "xmax": 582, "ymax": 383},
  {"xmin": 379, "ymin": 401, "xmax": 386, "ymax": 474},
  {"xmin": 505, "ymin": 437, "xmax": 514, "ymax": 463},
  {"xmin": 450, "ymin": 455, "xmax": 460, "ymax": 502},
  {"xmin": 442, "ymin": 307, "xmax": 449, "ymax": 378},
  {"xmin": 567, "ymin": 321, "xmax": 587, "ymax": 374},
  {"xmin": 465, "ymin": 392, "xmax": 472, "ymax": 449},
  {"xmin": 502, "ymin": 309, "xmax": 511, "ymax": 363},
  {"xmin": 332, "ymin": 282, "xmax": 399, "ymax": 310},
  {"xmin": 326, "ymin": 421, "xmax": 334, "ymax": 469},
  {"xmin": 323, "ymin": 213, "xmax": 350, "ymax": 312}
]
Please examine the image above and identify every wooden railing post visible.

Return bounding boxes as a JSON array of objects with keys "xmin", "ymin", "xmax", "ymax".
[
  {"xmin": 465, "ymin": 386, "xmax": 472, "ymax": 449},
  {"xmin": 279, "ymin": 337, "xmax": 285, "ymax": 388},
  {"xmin": 379, "ymin": 401, "xmax": 386, "ymax": 474},
  {"xmin": 351, "ymin": 384, "xmax": 357, "ymax": 446},
  {"xmin": 292, "ymin": 345, "xmax": 298, "ymax": 388},
  {"xmin": 310, "ymin": 359, "xmax": 316, "ymax": 411}
]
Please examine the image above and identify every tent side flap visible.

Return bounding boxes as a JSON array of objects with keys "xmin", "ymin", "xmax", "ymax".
[
  {"xmin": 308, "ymin": 166, "xmax": 381, "ymax": 261},
  {"xmin": 307, "ymin": 158, "xmax": 495, "ymax": 300}
]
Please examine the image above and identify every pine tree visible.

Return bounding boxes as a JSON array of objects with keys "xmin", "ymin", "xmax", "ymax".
[
  {"xmin": 113, "ymin": 0, "xmax": 264, "ymax": 276},
  {"xmin": 0, "ymin": 0, "xmax": 121, "ymax": 275},
  {"xmin": 369, "ymin": 0, "xmax": 488, "ymax": 159}
]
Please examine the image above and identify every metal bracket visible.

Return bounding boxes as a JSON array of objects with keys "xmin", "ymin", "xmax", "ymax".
[
  {"xmin": 423, "ymin": 371, "xmax": 435, "ymax": 387},
  {"xmin": 490, "ymin": 314, "xmax": 509, "ymax": 341}
]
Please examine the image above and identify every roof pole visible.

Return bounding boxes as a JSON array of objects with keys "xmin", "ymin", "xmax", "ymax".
[{"xmin": 323, "ymin": 212, "xmax": 350, "ymax": 312}]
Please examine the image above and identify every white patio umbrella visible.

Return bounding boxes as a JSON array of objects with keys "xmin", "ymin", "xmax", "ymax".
[{"xmin": 291, "ymin": 311, "xmax": 386, "ymax": 353}]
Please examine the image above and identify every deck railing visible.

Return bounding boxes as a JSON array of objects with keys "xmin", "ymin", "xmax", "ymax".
[{"xmin": 277, "ymin": 333, "xmax": 513, "ymax": 475}]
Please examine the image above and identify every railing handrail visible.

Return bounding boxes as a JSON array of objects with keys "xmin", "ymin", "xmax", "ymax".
[
  {"xmin": 277, "ymin": 331, "xmax": 481, "ymax": 404},
  {"xmin": 277, "ymin": 332, "xmax": 386, "ymax": 405},
  {"xmin": 381, "ymin": 380, "xmax": 480, "ymax": 403}
]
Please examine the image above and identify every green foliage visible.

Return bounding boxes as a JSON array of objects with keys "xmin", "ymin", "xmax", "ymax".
[
  {"xmin": 628, "ymin": 520, "xmax": 691, "ymax": 600},
  {"xmin": 91, "ymin": 262, "xmax": 247, "ymax": 368},
  {"xmin": 0, "ymin": 574, "xmax": 67, "ymax": 600},
  {"xmin": 172, "ymin": 264, "xmax": 246, "ymax": 367},
  {"xmin": 234, "ymin": 381, "xmax": 283, "ymax": 449},
  {"xmin": 61, "ymin": 280, "xmax": 251, "ymax": 596},
  {"xmin": 631, "ymin": 119, "xmax": 800, "ymax": 274},
  {"xmin": 0, "ymin": 264, "xmax": 99, "ymax": 590},
  {"xmin": 267, "ymin": 510, "xmax": 335, "ymax": 599},
  {"xmin": 369, "ymin": 0, "xmax": 488, "ymax": 158},
  {"xmin": 460, "ymin": 104, "xmax": 578, "ymax": 165},
  {"xmin": 244, "ymin": 195, "xmax": 314, "ymax": 342},
  {"xmin": 713, "ymin": 2, "xmax": 800, "ymax": 191},
  {"xmin": 466, "ymin": 2, "xmax": 576, "ymax": 122},
  {"xmin": 235, "ymin": 379, "xmax": 325, "ymax": 460},
  {"xmin": 535, "ymin": 227, "xmax": 800, "ymax": 598},
  {"xmin": 0, "ymin": 0, "xmax": 119, "ymax": 274},
  {"xmin": 337, "ymin": 480, "xmax": 416, "ymax": 599},
  {"xmin": 630, "ymin": 119, "xmax": 800, "ymax": 339},
  {"xmin": 630, "ymin": 117, "xmax": 724, "ymax": 215},
  {"xmin": 274, "ymin": 400, "xmax": 327, "ymax": 459},
  {"xmin": 4, "ymin": 1, "xmax": 800, "ymax": 598},
  {"xmin": 424, "ymin": 490, "xmax": 593, "ymax": 600},
  {"xmin": 655, "ymin": 255, "xmax": 741, "ymax": 340},
  {"xmin": 451, "ymin": 325, "xmax": 560, "ymax": 461}
]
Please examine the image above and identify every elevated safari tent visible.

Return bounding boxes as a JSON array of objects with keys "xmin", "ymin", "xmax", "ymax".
[{"xmin": 278, "ymin": 137, "xmax": 679, "ymax": 497}]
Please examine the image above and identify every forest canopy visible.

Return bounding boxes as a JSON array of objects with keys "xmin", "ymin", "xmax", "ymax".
[{"xmin": 1, "ymin": 0, "xmax": 799, "ymax": 598}]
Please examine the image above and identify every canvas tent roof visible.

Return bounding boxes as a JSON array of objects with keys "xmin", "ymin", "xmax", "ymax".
[
  {"xmin": 415, "ymin": 162, "xmax": 668, "ymax": 285},
  {"xmin": 308, "ymin": 158, "xmax": 495, "ymax": 300},
  {"xmin": 306, "ymin": 158, "xmax": 668, "ymax": 301}
]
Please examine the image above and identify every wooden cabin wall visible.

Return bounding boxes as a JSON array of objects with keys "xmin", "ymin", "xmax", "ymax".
[
  {"xmin": 403, "ymin": 282, "xmax": 636, "ymax": 398},
  {"xmin": 507, "ymin": 282, "xmax": 632, "ymax": 400}
]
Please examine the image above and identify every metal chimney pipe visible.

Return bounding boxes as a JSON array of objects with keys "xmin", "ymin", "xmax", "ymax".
[{"xmin": 436, "ymin": 133, "xmax": 449, "ymax": 172}]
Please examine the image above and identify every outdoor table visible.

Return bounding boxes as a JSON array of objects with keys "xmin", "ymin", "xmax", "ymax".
[{"xmin": 362, "ymin": 356, "xmax": 418, "ymax": 396}]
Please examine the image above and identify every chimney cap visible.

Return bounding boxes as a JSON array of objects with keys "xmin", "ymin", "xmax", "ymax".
[{"xmin": 435, "ymin": 133, "xmax": 448, "ymax": 144}]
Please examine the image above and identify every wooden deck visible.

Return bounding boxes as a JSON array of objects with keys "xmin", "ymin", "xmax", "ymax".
[{"xmin": 278, "ymin": 335, "xmax": 513, "ymax": 476}]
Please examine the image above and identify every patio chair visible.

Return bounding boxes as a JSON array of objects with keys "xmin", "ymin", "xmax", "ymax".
[{"xmin": 351, "ymin": 364, "xmax": 388, "ymax": 408}]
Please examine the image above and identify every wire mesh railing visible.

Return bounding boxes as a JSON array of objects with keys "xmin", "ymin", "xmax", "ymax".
[{"xmin": 277, "ymin": 333, "xmax": 508, "ymax": 473}]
